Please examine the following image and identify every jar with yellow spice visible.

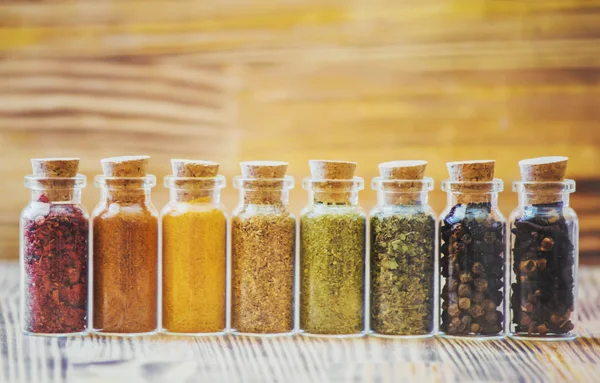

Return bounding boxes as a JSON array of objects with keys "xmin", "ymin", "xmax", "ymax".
[{"xmin": 161, "ymin": 159, "xmax": 227, "ymax": 335}]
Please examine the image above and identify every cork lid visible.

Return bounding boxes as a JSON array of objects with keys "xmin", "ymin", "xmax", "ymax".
[
  {"xmin": 379, "ymin": 160, "xmax": 427, "ymax": 180},
  {"xmin": 31, "ymin": 158, "xmax": 79, "ymax": 177},
  {"xmin": 171, "ymin": 159, "xmax": 219, "ymax": 177},
  {"xmin": 240, "ymin": 161, "xmax": 288, "ymax": 179},
  {"xmin": 447, "ymin": 160, "xmax": 495, "ymax": 182},
  {"xmin": 101, "ymin": 155, "xmax": 149, "ymax": 177},
  {"xmin": 519, "ymin": 156, "xmax": 568, "ymax": 182},
  {"xmin": 309, "ymin": 160, "xmax": 356, "ymax": 180}
]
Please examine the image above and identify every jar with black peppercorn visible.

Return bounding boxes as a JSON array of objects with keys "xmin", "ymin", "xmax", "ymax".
[
  {"xmin": 439, "ymin": 160, "xmax": 507, "ymax": 339},
  {"xmin": 509, "ymin": 157, "xmax": 578, "ymax": 340},
  {"xmin": 370, "ymin": 161, "xmax": 436, "ymax": 338}
]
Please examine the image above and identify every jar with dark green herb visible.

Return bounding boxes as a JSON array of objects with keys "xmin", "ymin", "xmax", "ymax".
[
  {"xmin": 440, "ymin": 160, "xmax": 507, "ymax": 339},
  {"xmin": 300, "ymin": 160, "xmax": 366, "ymax": 337},
  {"xmin": 509, "ymin": 157, "xmax": 578, "ymax": 340},
  {"xmin": 370, "ymin": 161, "xmax": 436, "ymax": 338}
]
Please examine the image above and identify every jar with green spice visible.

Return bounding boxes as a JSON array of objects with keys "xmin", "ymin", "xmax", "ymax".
[
  {"xmin": 370, "ymin": 160, "xmax": 436, "ymax": 338},
  {"xmin": 300, "ymin": 160, "xmax": 366, "ymax": 337},
  {"xmin": 231, "ymin": 161, "xmax": 296, "ymax": 336}
]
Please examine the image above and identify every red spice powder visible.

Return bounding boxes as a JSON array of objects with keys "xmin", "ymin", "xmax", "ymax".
[{"xmin": 22, "ymin": 194, "xmax": 89, "ymax": 334}]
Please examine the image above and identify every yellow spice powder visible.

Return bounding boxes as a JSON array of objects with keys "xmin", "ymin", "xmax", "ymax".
[{"xmin": 162, "ymin": 203, "xmax": 226, "ymax": 333}]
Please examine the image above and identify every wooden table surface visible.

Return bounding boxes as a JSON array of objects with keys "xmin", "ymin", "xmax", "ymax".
[{"xmin": 1, "ymin": 262, "xmax": 599, "ymax": 383}]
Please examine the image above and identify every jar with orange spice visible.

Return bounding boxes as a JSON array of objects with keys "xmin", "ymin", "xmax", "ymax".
[
  {"xmin": 92, "ymin": 155, "xmax": 159, "ymax": 335},
  {"xmin": 162, "ymin": 159, "xmax": 227, "ymax": 335}
]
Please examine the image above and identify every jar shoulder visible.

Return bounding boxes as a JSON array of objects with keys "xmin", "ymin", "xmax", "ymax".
[
  {"xmin": 232, "ymin": 204, "xmax": 295, "ymax": 220},
  {"xmin": 161, "ymin": 201, "xmax": 227, "ymax": 219},
  {"xmin": 369, "ymin": 204, "xmax": 436, "ymax": 219},
  {"xmin": 21, "ymin": 201, "xmax": 90, "ymax": 221},
  {"xmin": 301, "ymin": 204, "xmax": 366, "ymax": 219},
  {"xmin": 92, "ymin": 201, "xmax": 159, "ymax": 220}
]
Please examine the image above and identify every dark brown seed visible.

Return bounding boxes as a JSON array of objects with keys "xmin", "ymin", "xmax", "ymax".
[
  {"xmin": 448, "ymin": 304, "xmax": 460, "ymax": 317},
  {"xmin": 539, "ymin": 237, "xmax": 554, "ymax": 251},
  {"xmin": 458, "ymin": 284, "xmax": 472, "ymax": 298},
  {"xmin": 459, "ymin": 297, "xmax": 471, "ymax": 310},
  {"xmin": 473, "ymin": 278, "xmax": 489, "ymax": 292},
  {"xmin": 459, "ymin": 271, "xmax": 474, "ymax": 284}
]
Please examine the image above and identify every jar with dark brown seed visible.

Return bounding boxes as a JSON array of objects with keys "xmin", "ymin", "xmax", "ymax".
[{"xmin": 509, "ymin": 157, "xmax": 578, "ymax": 340}]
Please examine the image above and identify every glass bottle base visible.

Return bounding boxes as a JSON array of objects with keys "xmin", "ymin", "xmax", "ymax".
[
  {"xmin": 438, "ymin": 332, "xmax": 506, "ymax": 341},
  {"xmin": 369, "ymin": 331, "xmax": 434, "ymax": 339},
  {"xmin": 509, "ymin": 333, "xmax": 576, "ymax": 341},
  {"xmin": 92, "ymin": 329, "xmax": 159, "ymax": 337},
  {"xmin": 162, "ymin": 330, "xmax": 227, "ymax": 337},
  {"xmin": 298, "ymin": 330, "xmax": 366, "ymax": 339},
  {"xmin": 22, "ymin": 330, "xmax": 88, "ymax": 337},
  {"xmin": 230, "ymin": 329, "xmax": 296, "ymax": 338}
]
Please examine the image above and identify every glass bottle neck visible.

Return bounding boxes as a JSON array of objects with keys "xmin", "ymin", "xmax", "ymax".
[
  {"xmin": 240, "ymin": 189, "xmax": 289, "ymax": 206},
  {"xmin": 310, "ymin": 190, "xmax": 359, "ymax": 206},
  {"xmin": 170, "ymin": 188, "xmax": 221, "ymax": 204},
  {"xmin": 447, "ymin": 191, "xmax": 499, "ymax": 206},
  {"xmin": 377, "ymin": 191, "xmax": 428, "ymax": 206},
  {"xmin": 102, "ymin": 187, "xmax": 152, "ymax": 204},
  {"xmin": 31, "ymin": 188, "xmax": 82, "ymax": 203},
  {"xmin": 518, "ymin": 192, "xmax": 570, "ymax": 207}
]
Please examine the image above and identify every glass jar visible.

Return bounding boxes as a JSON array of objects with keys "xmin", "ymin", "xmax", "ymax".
[
  {"xmin": 21, "ymin": 171, "xmax": 89, "ymax": 336},
  {"xmin": 509, "ymin": 180, "xmax": 578, "ymax": 340},
  {"xmin": 162, "ymin": 174, "xmax": 227, "ymax": 335},
  {"xmin": 230, "ymin": 163, "xmax": 296, "ymax": 336},
  {"xmin": 370, "ymin": 177, "xmax": 436, "ymax": 338},
  {"xmin": 439, "ymin": 179, "xmax": 507, "ymax": 339},
  {"xmin": 300, "ymin": 178, "xmax": 366, "ymax": 337},
  {"xmin": 92, "ymin": 168, "xmax": 159, "ymax": 335}
]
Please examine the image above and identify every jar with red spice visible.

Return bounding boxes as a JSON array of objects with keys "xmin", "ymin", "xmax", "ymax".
[{"xmin": 20, "ymin": 158, "xmax": 89, "ymax": 336}]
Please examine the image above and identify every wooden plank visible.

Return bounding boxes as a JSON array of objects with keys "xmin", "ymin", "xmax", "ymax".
[{"xmin": 1, "ymin": 262, "xmax": 600, "ymax": 382}]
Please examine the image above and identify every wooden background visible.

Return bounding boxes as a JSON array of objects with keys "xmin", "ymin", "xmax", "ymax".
[{"xmin": 0, "ymin": 0, "xmax": 599, "ymax": 261}]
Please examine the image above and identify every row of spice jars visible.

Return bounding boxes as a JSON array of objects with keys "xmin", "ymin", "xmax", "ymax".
[{"xmin": 20, "ymin": 156, "xmax": 578, "ymax": 341}]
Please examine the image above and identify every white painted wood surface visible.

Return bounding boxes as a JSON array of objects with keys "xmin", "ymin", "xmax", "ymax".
[{"xmin": 1, "ymin": 261, "xmax": 600, "ymax": 383}]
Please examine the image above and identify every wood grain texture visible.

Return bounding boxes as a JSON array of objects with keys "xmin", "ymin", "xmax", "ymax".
[
  {"xmin": 1, "ymin": 262, "xmax": 600, "ymax": 382},
  {"xmin": 0, "ymin": 0, "xmax": 599, "ymax": 260}
]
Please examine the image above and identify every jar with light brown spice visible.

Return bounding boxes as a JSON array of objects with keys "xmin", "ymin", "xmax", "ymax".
[{"xmin": 231, "ymin": 161, "xmax": 296, "ymax": 336}]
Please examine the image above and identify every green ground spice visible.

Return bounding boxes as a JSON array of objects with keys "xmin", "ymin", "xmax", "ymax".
[
  {"xmin": 300, "ymin": 206, "xmax": 366, "ymax": 335},
  {"xmin": 370, "ymin": 208, "xmax": 436, "ymax": 336}
]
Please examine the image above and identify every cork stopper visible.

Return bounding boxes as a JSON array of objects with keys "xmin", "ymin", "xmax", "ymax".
[
  {"xmin": 31, "ymin": 158, "xmax": 79, "ymax": 178},
  {"xmin": 447, "ymin": 160, "xmax": 495, "ymax": 182},
  {"xmin": 101, "ymin": 155, "xmax": 149, "ymax": 177},
  {"xmin": 446, "ymin": 160, "xmax": 496, "ymax": 204},
  {"xmin": 169, "ymin": 159, "xmax": 221, "ymax": 201},
  {"xmin": 378, "ymin": 160, "xmax": 427, "ymax": 205},
  {"xmin": 171, "ymin": 159, "xmax": 219, "ymax": 178},
  {"xmin": 100, "ymin": 156, "xmax": 151, "ymax": 203},
  {"xmin": 30, "ymin": 158, "xmax": 80, "ymax": 202},
  {"xmin": 239, "ymin": 161, "xmax": 288, "ymax": 204},
  {"xmin": 308, "ymin": 160, "xmax": 359, "ymax": 204},
  {"xmin": 519, "ymin": 157, "xmax": 567, "ymax": 182},
  {"xmin": 518, "ymin": 156, "xmax": 568, "ymax": 204},
  {"xmin": 309, "ymin": 160, "xmax": 356, "ymax": 180},
  {"xmin": 241, "ymin": 161, "xmax": 287, "ymax": 179},
  {"xmin": 379, "ymin": 160, "xmax": 427, "ymax": 180}
]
